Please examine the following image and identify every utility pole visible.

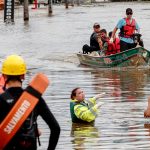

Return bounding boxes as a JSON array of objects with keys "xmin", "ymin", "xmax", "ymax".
[
  {"xmin": 71, "ymin": 0, "xmax": 74, "ymax": 6},
  {"xmin": 24, "ymin": 0, "xmax": 29, "ymax": 21},
  {"xmin": 48, "ymin": 0, "xmax": 52, "ymax": 15},
  {"xmin": 65, "ymin": 0, "xmax": 68, "ymax": 9},
  {"xmin": 4, "ymin": 0, "xmax": 14, "ymax": 23},
  {"xmin": 77, "ymin": 0, "xmax": 80, "ymax": 6}
]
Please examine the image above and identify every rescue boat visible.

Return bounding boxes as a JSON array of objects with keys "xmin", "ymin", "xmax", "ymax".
[{"xmin": 77, "ymin": 46, "xmax": 150, "ymax": 68}]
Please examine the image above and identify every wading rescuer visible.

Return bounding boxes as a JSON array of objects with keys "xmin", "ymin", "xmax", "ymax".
[
  {"xmin": 0, "ymin": 55, "xmax": 60, "ymax": 150},
  {"xmin": 70, "ymin": 87, "xmax": 105, "ymax": 123}
]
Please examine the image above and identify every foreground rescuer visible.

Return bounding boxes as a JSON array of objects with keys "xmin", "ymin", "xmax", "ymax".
[
  {"xmin": 0, "ymin": 55, "xmax": 60, "ymax": 150},
  {"xmin": 70, "ymin": 87, "xmax": 105, "ymax": 123}
]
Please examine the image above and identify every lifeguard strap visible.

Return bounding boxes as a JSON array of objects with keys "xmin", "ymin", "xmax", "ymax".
[
  {"xmin": 25, "ymin": 86, "xmax": 41, "ymax": 99},
  {"xmin": 0, "ymin": 73, "xmax": 49, "ymax": 150}
]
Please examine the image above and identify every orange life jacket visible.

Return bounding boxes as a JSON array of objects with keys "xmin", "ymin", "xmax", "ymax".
[
  {"xmin": 0, "ymin": 75, "xmax": 5, "ymax": 94},
  {"xmin": 114, "ymin": 38, "xmax": 120, "ymax": 53},
  {"xmin": 120, "ymin": 18, "xmax": 136, "ymax": 38},
  {"xmin": 105, "ymin": 41, "xmax": 117, "ymax": 56}
]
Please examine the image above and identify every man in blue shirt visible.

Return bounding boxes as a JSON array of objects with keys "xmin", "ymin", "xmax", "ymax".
[{"xmin": 110, "ymin": 8, "xmax": 140, "ymax": 52}]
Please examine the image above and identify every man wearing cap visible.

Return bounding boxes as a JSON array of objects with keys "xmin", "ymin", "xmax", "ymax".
[
  {"xmin": 82, "ymin": 23, "xmax": 101, "ymax": 54},
  {"xmin": 110, "ymin": 8, "xmax": 140, "ymax": 52}
]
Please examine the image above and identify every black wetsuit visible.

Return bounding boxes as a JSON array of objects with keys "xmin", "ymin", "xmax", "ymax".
[
  {"xmin": 90, "ymin": 32, "xmax": 100, "ymax": 51},
  {"xmin": 0, "ymin": 87, "xmax": 60, "ymax": 150},
  {"xmin": 82, "ymin": 32, "xmax": 100, "ymax": 54}
]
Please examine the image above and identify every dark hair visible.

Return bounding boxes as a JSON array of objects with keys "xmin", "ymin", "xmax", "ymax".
[
  {"xmin": 100, "ymin": 29, "xmax": 107, "ymax": 34},
  {"xmin": 4, "ymin": 75, "xmax": 23, "ymax": 90},
  {"xmin": 70, "ymin": 87, "xmax": 80, "ymax": 100},
  {"xmin": 126, "ymin": 8, "xmax": 133, "ymax": 14},
  {"xmin": 109, "ymin": 31, "xmax": 112, "ymax": 38}
]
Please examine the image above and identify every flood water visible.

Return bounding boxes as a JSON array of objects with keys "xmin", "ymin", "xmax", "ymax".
[{"xmin": 1, "ymin": 2, "xmax": 150, "ymax": 150}]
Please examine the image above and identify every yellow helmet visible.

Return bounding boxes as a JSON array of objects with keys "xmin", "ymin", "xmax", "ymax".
[{"xmin": 1, "ymin": 55, "xmax": 27, "ymax": 75}]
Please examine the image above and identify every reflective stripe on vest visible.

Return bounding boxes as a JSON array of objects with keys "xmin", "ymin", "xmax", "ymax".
[
  {"xmin": 74, "ymin": 102, "xmax": 97, "ymax": 118},
  {"xmin": 70, "ymin": 101, "xmax": 87, "ymax": 123}
]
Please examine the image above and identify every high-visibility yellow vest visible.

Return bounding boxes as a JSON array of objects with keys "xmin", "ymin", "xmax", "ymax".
[{"xmin": 70, "ymin": 98, "xmax": 98, "ymax": 123}]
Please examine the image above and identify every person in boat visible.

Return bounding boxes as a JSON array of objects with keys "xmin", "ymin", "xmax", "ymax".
[
  {"xmin": 110, "ymin": 8, "xmax": 140, "ymax": 52},
  {"xmin": 109, "ymin": 31, "xmax": 120, "ymax": 54},
  {"xmin": 82, "ymin": 23, "xmax": 102, "ymax": 54},
  {"xmin": 0, "ymin": 55, "xmax": 60, "ymax": 150},
  {"xmin": 70, "ymin": 87, "xmax": 105, "ymax": 123},
  {"xmin": 98, "ymin": 29, "xmax": 118, "ymax": 56}
]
